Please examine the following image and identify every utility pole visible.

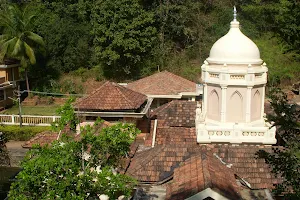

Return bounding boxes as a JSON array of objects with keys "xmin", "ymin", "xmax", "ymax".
[{"xmin": 17, "ymin": 85, "xmax": 22, "ymax": 127}]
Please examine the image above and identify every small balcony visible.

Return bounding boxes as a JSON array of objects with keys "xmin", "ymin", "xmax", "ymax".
[{"xmin": 196, "ymin": 122, "xmax": 276, "ymax": 144}]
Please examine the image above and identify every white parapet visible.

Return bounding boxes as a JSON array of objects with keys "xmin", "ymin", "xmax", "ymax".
[{"xmin": 196, "ymin": 121, "xmax": 276, "ymax": 144}]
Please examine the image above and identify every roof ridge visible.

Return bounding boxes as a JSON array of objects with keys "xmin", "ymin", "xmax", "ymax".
[
  {"xmin": 75, "ymin": 81, "xmax": 109, "ymax": 106},
  {"xmin": 166, "ymin": 71, "xmax": 197, "ymax": 86},
  {"xmin": 201, "ymin": 151, "xmax": 212, "ymax": 189},
  {"xmin": 115, "ymin": 84, "xmax": 136, "ymax": 108},
  {"xmin": 127, "ymin": 146, "xmax": 163, "ymax": 174},
  {"xmin": 115, "ymin": 83, "xmax": 145, "ymax": 109},
  {"xmin": 153, "ymin": 100, "xmax": 175, "ymax": 116}
]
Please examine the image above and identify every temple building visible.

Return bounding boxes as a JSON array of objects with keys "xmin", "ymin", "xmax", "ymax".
[
  {"xmin": 196, "ymin": 8, "xmax": 276, "ymax": 144},
  {"xmin": 22, "ymin": 8, "xmax": 282, "ymax": 200}
]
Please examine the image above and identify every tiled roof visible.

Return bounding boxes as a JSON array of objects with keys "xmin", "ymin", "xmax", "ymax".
[
  {"xmin": 127, "ymin": 71, "xmax": 196, "ymax": 95},
  {"xmin": 151, "ymin": 100, "xmax": 197, "ymax": 127},
  {"xmin": 22, "ymin": 131, "xmax": 58, "ymax": 148},
  {"xmin": 126, "ymin": 144, "xmax": 281, "ymax": 189},
  {"xmin": 154, "ymin": 127, "xmax": 197, "ymax": 145},
  {"xmin": 75, "ymin": 81, "xmax": 147, "ymax": 111},
  {"xmin": 166, "ymin": 151, "xmax": 241, "ymax": 200},
  {"xmin": 143, "ymin": 101, "xmax": 197, "ymax": 146}
]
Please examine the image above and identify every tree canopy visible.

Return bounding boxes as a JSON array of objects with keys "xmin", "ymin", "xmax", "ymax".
[
  {"xmin": 0, "ymin": 0, "xmax": 299, "ymax": 90},
  {"xmin": 257, "ymin": 89, "xmax": 300, "ymax": 199},
  {"xmin": 0, "ymin": 4, "xmax": 45, "ymax": 91},
  {"xmin": 8, "ymin": 99, "xmax": 140, "ymax": 199}
]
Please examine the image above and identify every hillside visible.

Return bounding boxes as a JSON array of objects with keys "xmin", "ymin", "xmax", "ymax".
[{"xmin": 0, "ymin": 0, "xmax": 299, "ymax": 94}]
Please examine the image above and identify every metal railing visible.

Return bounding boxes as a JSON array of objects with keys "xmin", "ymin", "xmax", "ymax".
[{"xmin": 0, "ymin": 114, "xmax": 61, "ymax": 126}]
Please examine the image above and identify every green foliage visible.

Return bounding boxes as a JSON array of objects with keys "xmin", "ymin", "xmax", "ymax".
[
  {"xmin": 9, "ymin": 120, "xmax": 139, "ymax": 199},
  {"xmin": 53, "ymin": 97, "xmax": 78, "ymax": 132},
  {"xmin": 254, "ymin": 35, "xmax": 300, "ymax": 85},
  {"xmin": 29, "ymin": 0, "xmax": 93, "ymax": 73},
  {"xmin": 81, "ymin": 121, "xmax": 140, "ymax": 167},
  {"xmin": 91, "ymin": 0, "xmax": 157, "ymax": 79},
  {"xmin": 0, "ymin": 3, "xmax": 45, "ymax": 91},
  {"xmin": 241, "ymin": 0, "xmax": 300, "ymax": 57},
  {"xmin": 0, "ymin": 4, "xmax": 45, "ymax": 65},
  {"xmin": 1, "ymin": 0, "xmax": 299, "ymax": 89},
  {"xmin": 0, "ymin": 125, "xmax": 51, "ymax": 141},
  {"xmin": 257, "ymin": 88, "xmax": 300, "ymax": 198}
]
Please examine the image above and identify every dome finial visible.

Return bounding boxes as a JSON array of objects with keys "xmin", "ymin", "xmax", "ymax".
[{"xmin": 233, "ymin": 6, "xmax": 237, "ymax": 21}]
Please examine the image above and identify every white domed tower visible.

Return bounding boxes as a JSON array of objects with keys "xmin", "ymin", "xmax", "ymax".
[{"xmin": 196, "ymin": 7, "xmax": 276, "ymax": 144}]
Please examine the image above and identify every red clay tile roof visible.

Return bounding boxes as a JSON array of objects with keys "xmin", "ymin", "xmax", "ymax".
[
  {"xmin": 127, "ymin": 71, "xmax": 196, "ymax": 95},
  {"xmin": 22, "ymin": 131, "xmax": 58, "ymax": 148},
  {"xmin": 75, "ymin": 81, "xmax": 147, "ymax": 111},
  {"xmin": 166, "ymin": 152, "xmax": 241, "ymax": 200},
  {"xmin": 126, "ymin": 144, "xmax": 281, "ymax": 189},
  {"xmin": 151, "ymin": 100, "xmax": 197, "ymax": 127}
]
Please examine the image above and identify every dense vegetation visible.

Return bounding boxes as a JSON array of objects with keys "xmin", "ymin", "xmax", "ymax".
[
  {"xmin": 257, "ymin": 88, "xmax": 300, "ymax": 198},
  {"xmin": 0, "ymin": 125, "xmax": 51, "ymax": 141},
  {"xmin": 0, "ymin": 0, "xmax": 299, "ymax": 92},
  {"xmin": 8, "ymin": 98, "xmax": 139, "ymax": 199}
]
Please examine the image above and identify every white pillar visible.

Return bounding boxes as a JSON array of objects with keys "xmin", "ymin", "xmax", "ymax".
[
  {"xmin": 246, "ymin": 86, "xmax": 252, "ymax": 123},
  {"xmin": 221, "ymin": 85, "xmax": 227, "ymax": 122},
  {"xmin": 203, "ymin": 84, "xmax": 208, "ymax": 115},
  {"xmin": 261, "ymin": 85, "xmax": 266, "ymax": 119}
]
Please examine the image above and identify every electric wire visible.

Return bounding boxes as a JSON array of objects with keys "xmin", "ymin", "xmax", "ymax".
[{"xmin": 19, "ymin": 90, "xmax": 87, "ymax": 97}]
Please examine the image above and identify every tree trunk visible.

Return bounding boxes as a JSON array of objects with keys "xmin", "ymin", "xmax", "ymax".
[{"xmin": 25, "ymin": 68, "xmax": 30, "ymax": 93}]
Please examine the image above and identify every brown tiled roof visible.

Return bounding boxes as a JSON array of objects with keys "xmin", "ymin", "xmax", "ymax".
[
  {"xmin": 127, "ymin": 71, "xmax": 196, "ymax": 95},
  {"xmin": 166, "ymin": 152, "xmax": 241, "ymax": 200},
  {"xmin": 151, "ymin": 100, "xmax": 197, "ymax": 127},
  {"xmin": 22, "ymin": 131, "xmax": 58, "ymax": 148},
  {"xmin": 75, "ymin": 81, "xmax": 147, "ymax": 111},
  {"xmin": 126, "ymin": 144, "xmax": 281, "ymax": 189},
  {"xmin": 155, "ymin": 127, "xmax": 197, "ymax": 145}
]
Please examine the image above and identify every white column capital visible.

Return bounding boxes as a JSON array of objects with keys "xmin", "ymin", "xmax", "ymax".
[{"xmin": 221, "ymin": 85, "xmax": 228, "ymax": 89}]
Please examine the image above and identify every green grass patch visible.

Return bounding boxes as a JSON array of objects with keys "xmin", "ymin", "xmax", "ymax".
[
  {"xmin": 0, "ymin": 125, "xmax": 52, "ymax": 141},
  {"xmin": 2, "ymin": 105, "xmax": 60, "ymax": 116}
]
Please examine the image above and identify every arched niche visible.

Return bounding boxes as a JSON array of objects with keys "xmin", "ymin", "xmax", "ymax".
[
  {"xmin": 208, "ymin": 89, "xmax": 220, "ymax": 120},
  {"xmin": 251, "ymin": 90, "xmax": 261, "ymax": 120},
  {"xmin": 227, "ymin": 90, "xmax": 243, "ymax": 122}
]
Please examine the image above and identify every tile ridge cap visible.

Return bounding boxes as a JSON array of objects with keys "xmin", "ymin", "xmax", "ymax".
[{"xmin": 202, "ymin": 151, "xmax": 212, "ymax": 189}]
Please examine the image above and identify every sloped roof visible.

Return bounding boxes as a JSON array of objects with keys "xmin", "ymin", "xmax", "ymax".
[
  {"xmin": 166, "ymin": 151, "xmax": 241, "ymax": 200},
  {"xmin": 126, "ymin": 144, "xmax": 281, "ymax": 189},
  {"xmin": 75, "ymin": 81, "xmax": 147, "ymax": 111},
  {"xmin": 151, "ymin": 100, "xmax": 197, "ymax": 127},
  {"xmin": 22, "ymin": 131, "xmax": 59, "ymax": 148},
  {"xmin": 126, "ymin": 71, "xmax": 196, "ymax": 95}
]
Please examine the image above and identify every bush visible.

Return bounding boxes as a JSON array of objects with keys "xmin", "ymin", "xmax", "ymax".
[{"xmin": 0, "ymin": 126, "xmax": 51, "ymax": 141}]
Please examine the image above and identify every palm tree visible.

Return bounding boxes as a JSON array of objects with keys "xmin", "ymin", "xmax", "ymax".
[{"xmin": 0, "ymin": 4, "xmax": 45, "ymax": 92}]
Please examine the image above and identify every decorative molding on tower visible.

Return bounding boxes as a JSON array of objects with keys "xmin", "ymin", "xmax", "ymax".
[{"xmin": 197, "ymin": 7, "xmax": 276, "ymax": 145}]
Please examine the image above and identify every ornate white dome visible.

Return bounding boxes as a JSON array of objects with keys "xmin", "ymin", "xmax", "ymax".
[{"xmin": 207, "ymin": 16, "xmax": 262, "ymax": 65}]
